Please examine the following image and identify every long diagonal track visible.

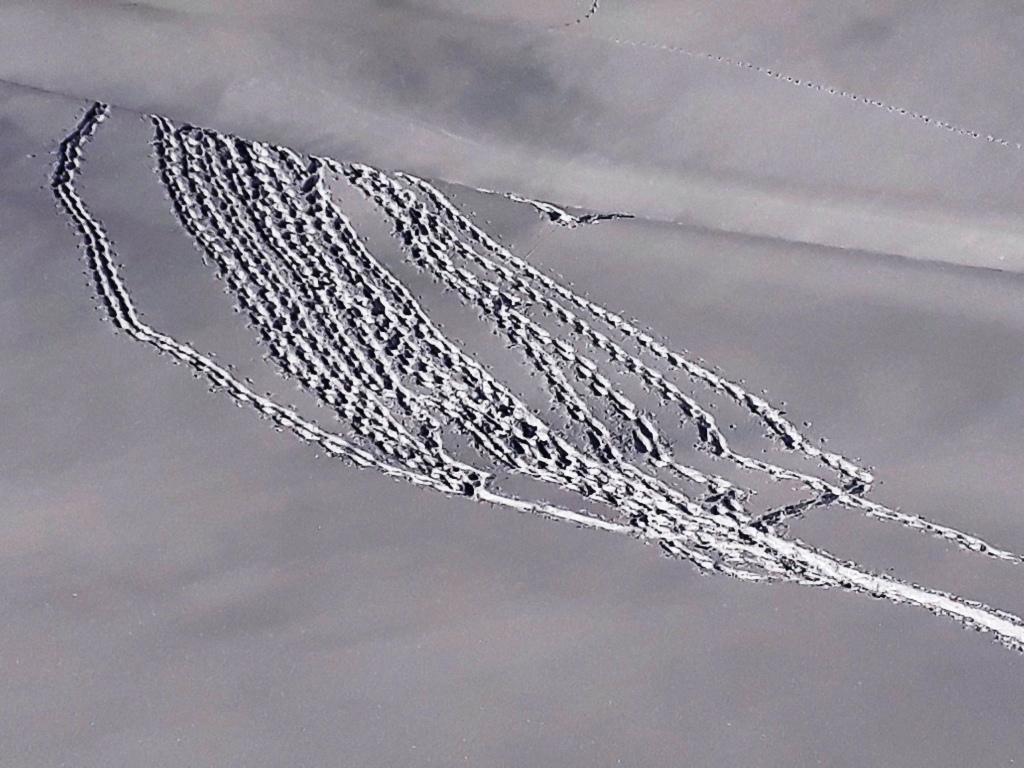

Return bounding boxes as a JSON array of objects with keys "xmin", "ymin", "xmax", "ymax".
[{"xmin": 52, "ymin": 102, "xmax": 1024, "ymax": 652}]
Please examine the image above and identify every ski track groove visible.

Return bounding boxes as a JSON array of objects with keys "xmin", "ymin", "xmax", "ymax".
[{"xmin": 51, "ymin": 102, "xmax": 1024, "ymax": 652}]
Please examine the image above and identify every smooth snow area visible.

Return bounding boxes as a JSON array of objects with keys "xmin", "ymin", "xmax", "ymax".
[{"xmin": 4, "ymin": 0, "xmax": 1024, "ymax": 269}]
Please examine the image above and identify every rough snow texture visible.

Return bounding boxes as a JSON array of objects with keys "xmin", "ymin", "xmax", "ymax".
[{"xmin": 53, "ymin": 102, "xmax": 1024, "ymax": 652}]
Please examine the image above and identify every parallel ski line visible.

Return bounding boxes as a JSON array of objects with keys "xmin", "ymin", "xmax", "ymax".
[{"xmin": 52, "ymin": 103, "xmax": 1024, "ymax": 651}]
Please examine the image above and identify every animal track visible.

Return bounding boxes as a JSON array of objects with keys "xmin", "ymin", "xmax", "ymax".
[
  {"xmin": 554, "ymin": 5, "xmax": 1022, "ymax": 153},
  {"xmin": 52, "ymin": 103, "xmax": 1024, "ymax": 652},
  {"xmin": 564, "ymin": 0, "xmax": 600, "ymax": 27}
]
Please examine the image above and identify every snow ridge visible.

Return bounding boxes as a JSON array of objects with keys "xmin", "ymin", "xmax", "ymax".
[{"xmin": 468, "ymin": 185, "xmax": 632, "ymax": 227}]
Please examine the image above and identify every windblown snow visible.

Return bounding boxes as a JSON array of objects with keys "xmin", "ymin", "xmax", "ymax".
[{"xmin": 52, "ymin": 102, "xmax": 1024, "ymax": 652}]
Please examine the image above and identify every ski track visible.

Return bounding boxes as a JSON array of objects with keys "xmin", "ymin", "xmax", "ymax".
[{"xmin": 52, "ymin": 102, "xmax": 1024, "ymax": 652}]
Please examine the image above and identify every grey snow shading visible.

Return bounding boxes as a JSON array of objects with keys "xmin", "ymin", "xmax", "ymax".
[{"xmin": 53, "ymin": 102, "xmax": 1024, "ymax": 653}]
